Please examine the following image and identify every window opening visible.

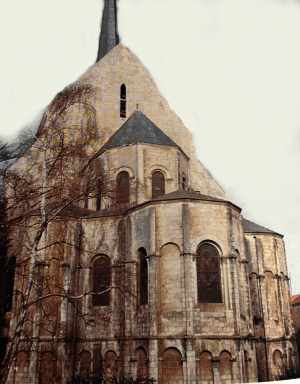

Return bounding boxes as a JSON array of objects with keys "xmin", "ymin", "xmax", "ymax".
[
  {"xmin": 196, "ymin": 243, "xmax": 222, "ymax": 303},
  {"xmin": 116, "ymin": 171, "xmax": 130, "ymax": 205},
  {"xmin": 152, "ymin": 170, "xmax": 165, "ymax": 198},
  {"xmin": 120, "ymin": 84, "xmax": 127, "ymax": 118},
  {"xmin": 92, "ymin": 256, "xmax": 111, "ymax": 306}
]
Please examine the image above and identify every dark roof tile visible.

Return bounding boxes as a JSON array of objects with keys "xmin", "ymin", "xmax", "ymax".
[
  {"xmin": 99, "ymin": 111, "xmax": 185, "ymax": 155},
  {"xmin": 242, "ymin": 218, "xmax": 282, "ymax": 236}
]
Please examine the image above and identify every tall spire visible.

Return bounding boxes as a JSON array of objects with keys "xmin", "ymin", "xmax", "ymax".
[{"xmin": 97, "ymin": 0, "xmax": 120, "ymax": 62}]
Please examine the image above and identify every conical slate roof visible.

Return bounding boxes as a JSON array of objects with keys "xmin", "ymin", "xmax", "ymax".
[
  {"xmin": 242, "ymin": 218, "xmax": 282, "ymax": 237},
  {"xmin": 99, "ymin": 111, "xmax": 185, "ymax": 154},
  {"xmin": 97, "ymin": 0, "xmax": 120, "ymax": 61}
]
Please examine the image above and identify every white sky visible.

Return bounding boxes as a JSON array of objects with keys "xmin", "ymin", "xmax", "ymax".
[{"xmin": 0, "ymin": 0, "xmax": 300, "ymax": 292}]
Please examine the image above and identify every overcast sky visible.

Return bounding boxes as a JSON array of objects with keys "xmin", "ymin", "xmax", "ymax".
[{"xmin": 0, "ymin": 0, "xmax": 299, "ymax": 292}]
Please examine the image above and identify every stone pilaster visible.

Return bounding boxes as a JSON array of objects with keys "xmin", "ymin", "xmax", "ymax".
[
  {"xmin": 185, "ymin": 340, "xmax": 196, "ymax": 384},
  {"xmin": 148, "ymin": 339, "xmax": 159, "ymax": 382},
  {"xmin": 149, "ymin": 207, "xmax": 158, "ymax": 336}
]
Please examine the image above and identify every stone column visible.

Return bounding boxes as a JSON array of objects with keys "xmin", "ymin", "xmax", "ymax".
[
  {"xmin": 122, "ymin": 341, "xmax": 133, "ymax": 377},
  {"xmin": 212, "ymin": 359, "xmax": 221, "ymax": 384},
  {"xmin": 123, "ymin": 259, "xmax": 136, "ymax": 337},
  {"xmin": 149, "ymin": 207, "xmax": 158, "ymax": 336},
  {"xmin": 229, "ymin": 252, "xmax": 241, "ymax": 335},
  {"xmin": 148, "ymin": 339, "xmax": 159, "ymax": 382},
  {"xmin": 186, "ymin": 340, "xmax": 196, "ymax": 384},
  {"xmin": 181, "ymin": 204, "xmax": 194, "ymax": 336}
]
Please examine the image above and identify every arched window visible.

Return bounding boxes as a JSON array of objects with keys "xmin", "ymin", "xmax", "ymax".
[
  {"xmin": 152, "ymin": 170, "xmax": 165, "ymax": 198},
  {"xmin": 116, "ymin": 171, "xmax": 130, "ymax": 205},
  {"xmin": 136, "ymin": 348, "xmax": 149, "ymax": 381},
  {"xmin": 138, "ymin": 248, "xmax": 148, "ymax": 306},
  {"xmin": 120, "ymin": 84, "xmax": 127, "ymax": 118},
  {"xmin": 39, "ymin": 352, "xmax": 56, "ymax": 384},
  {"xmin": 15, "ymin": 352, "xmax": 29, "ymax": 383},
  {"xmin": 196, "ymin": 243, "xmax": 222, "ymax": 303},
  {"xmin": 92, "ymin": 256, "xmax": 111, "ymax": 307},
  {"xmin": 96, "ymin": 179, "xmax": 102, "ymax": 211},
  {"xmin": 79, "ymin": 351, "xmax": 91, "ymax": 379},
  {"xmin": 104, "ymin": 351, "xmax": 118, "ymax": 381},
  {"xmin": 220, "ymin": 351, "xmax": 233, "ymax": 383},
  {"xmin": 161, "ymin": 348, "xmax": 184, "ymax": 384},
  {"xmin": 198, "ymin": 351, "xmax": 214, "ymax": 384},
  {"xmin": 273, "ymin": 350, "xmax": 284, "ymax": 379}
]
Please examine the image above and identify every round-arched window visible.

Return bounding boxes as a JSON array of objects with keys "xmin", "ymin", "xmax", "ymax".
[
  {"xmin": 152, "ymin": 170, "xmax": 165, "ymax": 198},
  {"xmin": 92, "ymin": 256, "xmax": 111, "ymax": 306},
  {"xmin": 196, "ymin": 243, "xmax": 222, "ymax": 303},
  {"xmin": 120, "ymin": 84, "xmax": 127, "ymax": 118},
  {"xmin": 116, "ymin": 171, "xmax": 130, "ymax": 205},
  {"xmin": 138, "ymin": 248, "xmax": 148, "ymax": 306}
]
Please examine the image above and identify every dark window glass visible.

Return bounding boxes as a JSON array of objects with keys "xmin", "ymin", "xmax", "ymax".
[
  {"xmin": 136, "ymin": 348, "xmax": 149, "ymax": 381},
  {"xmin": 84, "ymin": 181, "xmax": 90, "ymax": 209},
  {"xmin": 79, "ymin": 351, "xmax": 91, "ymax": 379},
  {"xmin": 96, "ymin": 180, "xmax": 102, "ymax": 211},
  {"xmin": 196, "ymin": 243, "xmax": 222, "ymax": 303},
  {"xmin": 152, "ymin": 170, "xmax": 165, "ymax": 198},
  {"xmin": 116, "ymin": 171, "xmax": 130, "ymax": 205},
  {"xmin": 92, "ymin": 256, "xmax": 111, "ymax": 306},
  {"xmin": 93, "ymin": 346, "xmax": 103, "ymax": 377},
  {"xmin": 120, "ymin": 84, "xmax": 127, "ymax": 118},
  {"xmin": 182, "ymin": 175, "xmax": 187, "ymax": 190},
  {"xmin": 138, "ymin": 248, "xmax": 148, "ymax": 305}
]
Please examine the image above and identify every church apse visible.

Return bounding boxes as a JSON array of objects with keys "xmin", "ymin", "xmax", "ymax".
[{"xmin": 0, "ymin": 0, "xmax": 297, "ymax": 383}]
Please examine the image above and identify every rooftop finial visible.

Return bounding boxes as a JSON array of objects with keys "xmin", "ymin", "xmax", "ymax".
[{"xmin": 97, "ymin": 0, "xmax": 120, "ymax": 62}]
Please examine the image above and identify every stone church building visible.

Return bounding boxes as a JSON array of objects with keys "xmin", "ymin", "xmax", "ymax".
[{"xmin": 0, "ymin": 1, "xmax": 297, "ymax": 383}]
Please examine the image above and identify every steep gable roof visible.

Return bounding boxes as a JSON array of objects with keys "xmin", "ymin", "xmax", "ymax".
[
  {"xmin": 242, "ymin": 218, "xmax": 282, "ymax": 237},
  {"xmin": 99, "ymin": 111, "xmax": 186, "ymax": 155}
]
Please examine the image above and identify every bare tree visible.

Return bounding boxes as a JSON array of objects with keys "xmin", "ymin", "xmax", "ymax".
[{"xmin": 0, "ymin": 83, "xmax": 133, "ymax": 384}]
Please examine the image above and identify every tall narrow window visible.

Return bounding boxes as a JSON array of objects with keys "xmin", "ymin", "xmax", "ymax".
[
  {"xmin": 181, "ymin": 174, "xmax": 187, "ymax": 191},
  {"xmin": 198, "ymin": 352, "xmax": 214, "ymax": 384},
  {"xmin": 138, "ymin": 248, "xmax": 148, "ymax": 306},
  {"xmin": 220, "ymin": 351, "xmax": 233, "ymax": 383},
  {"xmin": 136, "ymin": 348, "xmax": 149, "ymax": 381},
  {"xmin": 92, "ymin": 256, "xmax": 111, "ymax": 306},
  {"xmin": 161, "ymin": 348, "xmax": 184, "ymax": 384},
  {"xmin": 104, "ymin": 351, "xmax": 118, "ymax": 381},
  {"xmin": 84, "ymin": 181, "xmax": 91, "ymax": 209},
  {"xmin": 152, "ymin": 170, "xmax": 165, "ymax": 198},
  {"xmin": 39, "ymin": 352, "xmax": 56, "ymax": 384},
  {"xmin": 96, "ymin": 179, "xmax": 102, "ymax": 211},
  {"xmin": 120, "ymin": 84, "xmax": 127, "ymax": 118},
  {"xmin": 116, "ymin": 171, "xmax": 130, "ymax": 205},
  {"xmin": 196, "ymin": 243, "xmax": 222, "ymax": 303},
  {"xmin": 79, "ymin": 351, "xmax": 91, "ymax": 379}
]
